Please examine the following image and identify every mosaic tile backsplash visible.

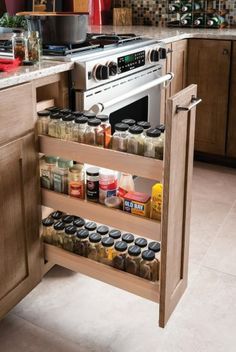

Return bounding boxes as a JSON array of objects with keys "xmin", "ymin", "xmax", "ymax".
[{"xmin": 118, "ymin": 1, "xmax": 236, "ymax": 26}]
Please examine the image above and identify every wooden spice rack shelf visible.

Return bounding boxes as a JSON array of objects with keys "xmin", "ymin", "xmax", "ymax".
[{"xmin": 44, "ymin": 244, "xmax": 160, "ymax": 302}]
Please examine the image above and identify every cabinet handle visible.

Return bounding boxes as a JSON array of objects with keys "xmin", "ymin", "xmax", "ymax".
[
  {"xmin": 176, "ymin": 95, "xmax": 202, "ymax": 113},
  {"xmin": 167, "ymin": 48, "xmax": 173, "ymax": 54},
  {"xmin": 223, "ymin": 49, "xmax": 229, "ymax": 55}
]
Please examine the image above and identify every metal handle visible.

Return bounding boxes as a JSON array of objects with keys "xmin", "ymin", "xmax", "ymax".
[
  {"xmin": 176, "ymin": 95, "xmax": 202, "ymax": 113},
  {"xmin": 90, "ymin": 72, "xmax": 175, "ymax": 114}
]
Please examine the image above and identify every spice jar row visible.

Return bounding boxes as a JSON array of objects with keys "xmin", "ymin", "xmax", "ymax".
[
  {"xmin": 12, "ymin": 30, "xmax": 41, "ymax": 63},
  {"xmin": 42, "ymin": 211, "xmax": 161, "ymax": 282},
  {"xmin": 37, "ymin": 107, "xmax": 165, "ymax": 160},
  {"xmin": 40, "ymin": 156, "xmax": 163, "ymax": 220}
]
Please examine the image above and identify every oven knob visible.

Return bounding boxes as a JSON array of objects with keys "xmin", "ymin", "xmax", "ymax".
[
  {"xmin": 107, "ymin": 61, "xmax": 118, "ymax": 76},
  {"xmin": 148, "ymin": 49, "xmax": 160, "ymax": 63},
  {"xmin": 159, "ymin": 47, "xmax": 167, "ymax": 60},
  {"xmin": 94, "ymin": 64, "xmax": 109, "ymax": 81}
]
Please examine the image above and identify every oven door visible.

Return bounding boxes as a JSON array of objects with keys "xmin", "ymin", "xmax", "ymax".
[{"xmin": 76, "ymin": 66, "xmax": 173, "ymax": 132}]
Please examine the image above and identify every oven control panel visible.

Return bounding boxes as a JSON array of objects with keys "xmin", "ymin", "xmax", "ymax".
[{"xmin": 117, "ymin": 50, "xmax": 145, "ymax": 73}]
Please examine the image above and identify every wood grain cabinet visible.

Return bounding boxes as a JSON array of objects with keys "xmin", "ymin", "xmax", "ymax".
[{"xmin": 227, "ymin": 41, "xmax": 236, "ymax": 158}]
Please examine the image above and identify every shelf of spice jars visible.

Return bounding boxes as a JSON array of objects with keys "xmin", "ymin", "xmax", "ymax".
[
  {"xmin": 39, "ymin": 135, "xmax": 163, "ymax": 182},
  {"xmin": 41, "ymin": 189, "xmax": 161, "ymax": 241},
  {"xmin": 44, "ymin": 244, "xmax": 160, "ymax": 302}
]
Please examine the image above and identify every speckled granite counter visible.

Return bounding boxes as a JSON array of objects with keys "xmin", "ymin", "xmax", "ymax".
[{"xmin": 0, "ymin": 60, "xmax": 74, "ymax": 90}]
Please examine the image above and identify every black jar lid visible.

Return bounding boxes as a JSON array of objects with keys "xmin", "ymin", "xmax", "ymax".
[
  {"xmin": 97, "ymin": 225, "xmax": 109, "ymax": 236},
  {"xmin": 50, "ymin": 210, "xmax": 64, "ymax": 220},
  {"xmin": 74, "ymin": 116, "xmax": 88, "ymax": 124},
  {"xmin": 97, "ymin": 114, "xmax": 109, "ymax": 122},
  {"xmin": 62, "ymin": 114, "xmax": 74, "ymax": 122},
  {"xmin": 128, "ymin": 245, "xmax": 141, "ymax": 256},
  {"xmin": 37, "ymin": 110, "xmax": 50, "ymax": 117},
  {"xmin": 156, "ymin": 124, "xmax": 165, "ymax": 133},
  {"xmin": 101, "ymin": 236, "xmax": 114, "ymax": 247},
  {"xmin": 65, "ymin": 225, "xmax": 77, "ymax": 235},
  {"xmin": 77, "ymin": 228, "xmax": 89, "ymax": 239},
  {"xmin": 122, "ymin": 233, "xmax": 135, "ymax": 244},
  {"xmin": 85, "ymin": 221, "xmax": 97, "ymax": 231},
  {"xmin": 60, "ymin": 108, "xmax": 72, "ymax": 115},
  {"xmin": 73, "ymin": 111, "xmax": 83, "ymax": 117},
  {"xmin": 83, "ymin": 111, "xmax": 96, "ymax": 119},
  {"xmin": 50, "ymin": 112, "xmax": 61, "ymax": 119},
  {"xmin": 86, "ymin": 167, "xmax": 100, "ymax": 176},
  {"xmin": 146, "ymin": 128, "xmax": 161, "ymax": 138},
  {"xmin": 135, "ymin": 237, "xmax": 148, "ymax": 248},
  {"xmin": 122, "ymin": 119, "xmax": 136, "ymax": 126},
  {"xmin": 109, "ymin": 229, "xmax": 122, "ymax": 240},
  {"xmin": 73, "ymin": 217, "xmax": 85, "ymax": 228},
  {"xmin": 129, "ymin": 125, "xmax": 143, "ymax": 135},
  {"xmin": 137, "ymin": 121, "xmax": 151, "ymax": 130},
  {"xmin": 88, "ymin": 118, "xmax": 101, "ymax": 127},
  {"xmin": 89, "ymin": 233, "xmax": 101, "ymax": 243},
  {"xmin": 42, "ymin": 217, "xmax": 54, "ymax": 227},
  {"xmin": 114, "ymin": 123, "xmax": 129, "ymax": 132},
  {"xmin": 115, "ymin": 240, "xmax": 128, "ymax": 252},
  {"xmin": 62, "ymin": 215, "xmax": 74, "ymax": 224},
  {"xmin": 47, "ymin": 106, "xmax": 60, "ymax": 112},
  {"xmin": 53, "ymin": 221, "xmax": 65, "ymax": 231},
  {"xmin": 148, "ymin": 241, "xmax": 161, "ymax": 253},
  {"xmin": 142, "ymin": 250, "xmax": 155, "ymax": 261}
]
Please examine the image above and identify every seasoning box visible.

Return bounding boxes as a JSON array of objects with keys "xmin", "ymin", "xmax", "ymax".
[{"xmin": 123, "ymin": 192, "xmax": 151, "ymax": 217}]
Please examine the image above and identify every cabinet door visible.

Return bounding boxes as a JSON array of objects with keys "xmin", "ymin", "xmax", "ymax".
[
  {"xmin": 0, "ymin": 133, "xmax": 41, "ymax": 320},
  {"xmin": 188, "ymin": 39, "xmax": 231, "ymax": 155},
  {"xmin": 170, "ymin": 40, "xmax": 188, "ymax": 96},
  {"xmin": 227, "ymin": 42, "xmax": 236, "ymax": 158}
]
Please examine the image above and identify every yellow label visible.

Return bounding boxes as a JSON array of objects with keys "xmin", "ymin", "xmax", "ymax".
[{"xmin": 151, "ymin": 183, "xmax": 163, "ymax": 220}]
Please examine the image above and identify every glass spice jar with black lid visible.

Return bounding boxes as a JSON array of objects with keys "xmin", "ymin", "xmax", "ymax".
[
  {"xmin": 42, "ymin": 217, "xmax": 54, "ymax": 244},
  {"xmin": 135, "ymin": 237, "xmax": 148, "ymax": 249},
  {"xmin": 60, "ymin": 108, "xmax": 72, "ymax": 115},
  {"xmin": 85, "ymin": 221, "xmax": 97, "ymax": 233},
  {"xmin": 97, "ymin": 225, "xmax": 109, "ymax": 237},
  {"xmin": 74, "ymin": 229, "xmax": 90, "ymax": 257},
  {"xmin": 85, "ymin": 118, "xmax": 103, "ymax": 146},
  {"xmin": 37, "ymin": 110, "xmax": 50, "ymax": 135},
  {"xmin": 97, "ymin": 114, "xmax": 112, "ymax": 148},
  {"xmin": 88, "ymin": 233, "xmax": 102, "ymax": 261},
  {"xmin": 62, "ymin": 215, "xmax": 75, "ymax": 225},
  {"xmin": 48, "ymin": 112, "xmax": 62, "ymax": 138},
  {"xmin": 137, "ymin": 121, "xmax": 151, "ymax": 136},
  {"xmin": 63, "ymin": 225, "xmax": 77, "ymax": 252},
  {"xmin": 59, "ymin": 114, "xmax": 75, "ymax": 141},
  {"xmin": 73, "ymin": 217, "xmax": 85, "ymax": 229},
  {"xmin": 127, "ymin": 125, "xmax": 144, "ymax": 156},
  {"xmin": 144, "ymin": 128, "xmax": 163, "ymax": 160},
  {"xmin": 112, "ymin": 241, "xmax": 128, "ymax": 271},
  {"xmin": 83, "ymin": 111, "xmax": 96, "ymax": 119},
  {"xmin": 72, "ymin": 116, "xmax": 88, "ymax": 143},
  {"xmin": 109, "ymin": 229, "xmax": 122, "ymax": 242},
  {"xmin": 52, "ymin": 221, "xmax": 65, "ymax": 247},
  {"xmin": 50, "ymin": 210, "xmax": 64, "ymax": 221},
  {"xmin": 125, "ymin": 245, "xmax": 141, "ymax": 276},
  {"xmin": 140, "ymin": 250, "xmax": 159, "ymax": 281},
  {"xmin": 112, "ymin": 123, "xmax": 129, "ymax": 152},
  {"xmin": 73, "ymin": 111, "xmax": 83, "ymax": 118},
  {"xmin": 99, "ymin": 236, "xmax": 115, "ymax": 266},
  {"xmin": 122, "ymin": 233, "xmax": 135, "ymax": 244},
  {"xmin": 121, "ymin": 119, "xmax": 136, "ymax": 127}
]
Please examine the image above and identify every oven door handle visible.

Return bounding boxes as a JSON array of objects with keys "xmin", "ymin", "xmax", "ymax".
[{"xmin": 90, "ymin": 72, "xmax": 174, "ymax": 114}]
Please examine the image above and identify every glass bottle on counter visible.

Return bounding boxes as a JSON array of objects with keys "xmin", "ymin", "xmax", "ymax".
[
  {"xmin": 88, "ymin": 233, "xmax": 102, "ymax": 261},
  {"xmin": 112, "ymin": 123, "xmax": 129, "ymax": 152},
  {"xmin": 68, "ymin": 164, "xmax": 85, "ymax": 199},
  {"xmin": 97, "ymin": 225, "xmax": 109, "ymax": 237},
  {"xmin": 125, "ymin": 245, "xmax": 141, "ymax": 276},
  {"xmin": 63, "ymin": 225, "xmax": 77, "ymax": 252},
  {"xmin": 27, "ymin": 31, "xmax": 41, "ymax": 63},
  {"xmin": 37, "ymin": 110, "xmax": 50, "ymax": 135},
  {"xmin": 135, "ymin": 237, "xmax": 148, "ymax": 249},
  {"xmin": 48, "ymin": 112, "xmax": 62, "ymax": 138},
  {"xmin": 99, "ymin": 237, "xmax": 115, "ymax": 266},
  {"xmin": 97, "ymin": 114, "xmax": 112, "ymax": 148},
  {"xmin": 127, "ymin": 125, "xmax": 144, "ymax": 156},
  {"xmin": 72, "ymin": 116, "xmax": 88, "ymax": 143},
  {"xmin": 40, "ymin": 155, "xmax": 57, "ymax": 190},
  {"xmin": 42, "ymin": 217, "xmax": 54, "ymax": 244},
  {"xmin": 140, "ymin": 250, "xmax": 159, "ymax": 281},
  {"xmin": 53, "ymin": 158, "xmax": 73, "ymax": 194},
  {"xmin": 84, "ymin": 118, "xmax": 103, "ymax": 146},
  {"xmin": 109, "ymin": 229, "xmax": 121, "ymax": 243},
  {"xmin": 12, "ymin": 30, "xmax": 27, "ymax": 62},
  {"xmin": 122, "ymin": 233, "xmax": 135, "ymax": 245},
  {"xmin": 121, "ymin": 119, "xmax": 136, "ymax": 127},
  {"xmin": 59, "ymin": 114, "xmax": 75, "ymax": 140},
  {"xmin": 144, "ymin": 128, "xmax": 163, "ymax": 159},
  {"xmin": 86, "ymin": 167, "xmax": 100, "ymax": 203},
  {"xmin": 74, "ymin": 229, "xmax": 90, "ymax": 257},
  {"xmin": 52, "ymin": 221, "xmax": 65, "ymax": 247},
  {"xmin": 112, "ymin": 241, "xmax": 128, "ymax": 271}
]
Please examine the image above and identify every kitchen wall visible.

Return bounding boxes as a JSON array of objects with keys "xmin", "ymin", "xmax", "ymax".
[{"xmin": 119, "ymin": 1, "xmax": 236, "ymax": 25}]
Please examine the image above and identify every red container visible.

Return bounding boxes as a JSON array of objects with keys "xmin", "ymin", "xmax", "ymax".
[
  {"xmin": 89, "ymin": 0, "xmax": 102, "ymax": 25},
  {"xmin": 5, "ymin": 0, "xmax": 25, "ymax": 16}
]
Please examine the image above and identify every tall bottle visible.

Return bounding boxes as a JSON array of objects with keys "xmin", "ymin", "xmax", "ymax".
[
  {"xmin": 180, "ymin": 14, "xmax": 192, "ymax": 26},
  {"xmin": 207, "ymin": 14, "xmax": 224, "ymax": 28}
]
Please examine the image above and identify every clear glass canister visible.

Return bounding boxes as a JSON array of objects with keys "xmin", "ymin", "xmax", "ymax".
[
  {"xmin": 112, "ymin": 123, "xmax": 129, "ymax": 152},
  {"xmin": 42, "ymin": 217, "xmax": 54, "ymax": 244},
  {"xmin": 40, "ymin": 155, "xmax": 57, "ymax": 190},
  {"xmin": 144, "ymin": 128, "xmax": 163, "ymax": 159},
  {"xmin": 140, "ymin": 250, "xmax": 159, "ymax": 281},
  {"xmin": 27, "ymin": 31, "xmax": 41, "ymax": 63},
  {"xmin": 74, "ymin": 228, "xmax": 90, "ymax": 257},
  {"xmin": 112, "ymin": 240, "xmax": 128, "ymax": 271},
  {"xmin": 156, "ymin": 124, "xmax": 165, "ymax": 154},
  {"xmin": 48, "ymin": 112, "xmax": 62, "ymax": 138},
  {"xmin": 72, "ymin": 116, "xmax": 88, "ymax": 143},
  {"xmin": 59, "ymin": 114, "xmax": 75, "ymax": 141},
  {"xmin": 53, "ymin": 158, "xmax": 73, "ymax": 194},
  {"xmin": 121, "ymin": 119, "xmax": 136, "ymax": 127},
  {"xmin": 37, "ymin": 110, "xmax": 50, "ymax": 135},
  {"xmin": 137, "ymin": 121, "xmax": 151, "ymax": 136},
  {"xmin": 12, "ymin": 30, "xmax": 27, "ymax": 61},
  {"xmin": 88, "ymin": 233, "xmax": 102, "ymax": 261},
  {"xmin": 84, "ymin": 118, "xmax": 103, "ymax": 146},
  {"xmin": 127, "ymin": 125, "xmax": 144, "ymax": 156},
  {"xmin": 125, "ymin": 245, "xmax": 141, "ymax": 276},
  {"xmin": 68, "ymin": 164, "xmax": 85, "ymax": 199},
  {"xmin": 99, "ymin": 237, "xmax": 115, "ymax": 266},
  {"xmin": 52, "ymin": 221, "xmax": 65, "ymax": 247},
  {"xmin": 97, "ymin": 114, "xmax": 112, "ymax": 148},
  {"xmin": 63, "ymin": 225, "xmax": 77, "ymax": 252},
  {"xmin": 148, "ymin": 241, "xmax": 161, "ymax": 263}
]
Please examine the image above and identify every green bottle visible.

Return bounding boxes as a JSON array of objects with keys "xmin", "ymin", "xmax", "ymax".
[
  {"xmin": 169, "ymin": 2, "xmax": 182, "ymax": 13},
  {"xmin": 207, "ymin": 15, "xmax": 224, "ymax": 27},
  {"xmin": 180, "ymin": 14, "xmax": 192, "ymax": 25},
  {"xmin": 182, "ymin": 2, "xmax": 201, "ymax": 13},
  {"xmin": 194, "ymin": 15, "xmax": 204, "ymax": 26}
]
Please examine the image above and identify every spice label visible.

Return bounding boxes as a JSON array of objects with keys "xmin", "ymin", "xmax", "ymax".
[{"xmin": 41, "ymin": 170, "xmax": 51, "ymax": 189}]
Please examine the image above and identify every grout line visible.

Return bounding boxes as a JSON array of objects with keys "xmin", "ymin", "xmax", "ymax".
[{"xmin": 201, "ymin": 264, "xmax": 236, "ymax": 279}]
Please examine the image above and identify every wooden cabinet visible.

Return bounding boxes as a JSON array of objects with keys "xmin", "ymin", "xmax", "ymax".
[
  {"xmin": 227, "ymin": 42, "xmax": 236, "ymax": 158},
  {"xmin": 170, "ymin": 40, "xmax": 188, "ymax": 97},
  {"xmin": 188, "ymin": 39, "xmax": 231, "ymax": 155}
]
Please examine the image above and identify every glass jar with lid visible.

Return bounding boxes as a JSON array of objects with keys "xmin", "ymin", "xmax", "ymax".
[
  {"xmin": 60, "ymin": 108, "xmax": 72, "ymax": 115},
  {"xmin": 40, "ymin": 155, "xmax": 57, "ymax": 190},
  {"xmin": 148, "ymin": 241, "xmax": 161, "ymax": 262},
  {"xmin": 42, "ymin": 217, "xmax": 54, "ymax": 244},
  {"xmin": 86, "ymin": 167, "xmax": 100, "ymax": 203},
  {"xmin": 53, "ymin": 158, "xmax": 73, "ymax": 194},
  {"xmin": 73, "ymin": 216, "xmax": 86, "ymax": 230},
  {"xmin": 135, "ymin": 237, "xmax": 148, "ymax": 250},
  {"xmin": 99, "ymin": 237, "xmax": 115, "ymax": 266},
  {"xmin": 62, "ymin": 215, "xmax": 75, "ymax": 225},
  {"xmin": 112, "ymin": 241, "xmax": 128, "ymax": 271},
  {"xmin": 112, "ymin": 123, "xmax": 129, "ymax": 152},
  {"xmin": 83, "ymin": 111, "xmax": 96, "ymax": 120},
  {"xmin": 121, "ymin": 119, "xmax": 136, "ymax": 127},
  {"xmin": 63, "ymin": 225, "xmax": 77, "ymax": 252},
  {"xmin": 144, "ymin": 128, "xmax": 163, "ymax": 160},
  {"xmin": 68, "ymin": 164, "xmax": 85, "ymax": 199},
  {"xmin": 50, "ymin": 210, "xmax": 64, "ymax": 221},
  {"xmin": 122, "ymin": 233, "xmax": 135, "ymax": 245},
  {"xmin": 12, "ymin": 30, "xmax": 27, "ymax": 61},
  {"xmin": 97, "ymin": 114, "xmax": 112, "ymax": 148},
  {"xmin": 73, "ymin": 111, "xmax": 83, "ymax": 118},
  {"xmin": 72, "ymin": 116, "xmax": 88, "ymax": 143},
  {"xmin": 52, "ymin": 221, "xmax": 65, "ymax": 247},
  {"xmin": 156, "ymin": 124, "xmax": 165, "ymax": 153},
  {"xmin": 85, "ymin": 221, "xmax": 97, "ymax": 234},
  {"xmin": 48, "ymin": 112, "xmax": 62, "ymax": 138},
  {"xmin": 59, "ymin": 114, "xmax": 75, "ymax": 140},
  {"xmin": 88, "ymin": 233, "xmax": 102, "ymax": 261},
  {"xmin": 74, "ymin": 228, "xmax": 90, "ymax": 257},
  {"xmin": 125, "ymin": 245, "xmax": 141, "ymax": 276},
  {"xmin": 27, "ymin": 31, "xmax": 41, "ymax": 63},
  {"xmin": 109, "ymin": 229, "xmax": 121, "ymax": 243},
  {"xmin": 137, "ymin": 121, "xmax": 151, "ymax": 136},
  {"xmin": 97, "ymin": 225, "xmax": 109, "ymax": 237},
  {"xmin": 84, "ymin": 118, "xmax": 103, "ymax": 146},
  {"xmin": 127, "ymin": 125, "xmax": 144, "ymax": 156},
  {"xmin": 140, "ymin": 250, "xmax": 159, "ymax": 281},
  {"xmin": 37, "ymin": 110, "xmax": 50, "ymax": 135}
]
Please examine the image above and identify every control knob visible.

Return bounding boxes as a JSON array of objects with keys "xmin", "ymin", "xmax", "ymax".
[
  {"xmin": 93, "ymin": 64, "xmax": 109, "ymax": 81},
  {"xmin": 148, "ymin": 49, "xmax": 160, "ymax": 63},
  {"xmin": 159, "ymin": 47, "xmax": 167, "ymax": 60},
  {"xmin": 107, "ymin": 61, "xmax": 118, "ymax": 76}
]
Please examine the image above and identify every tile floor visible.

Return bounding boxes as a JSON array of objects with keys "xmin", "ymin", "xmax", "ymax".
[{"xmin": 1, "ymin": 162, "xmax": 236, "ymax": 352}]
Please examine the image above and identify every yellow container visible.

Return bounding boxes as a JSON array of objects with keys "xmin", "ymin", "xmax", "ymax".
[
  {"xmin": 150, "ymin": 183, "xmax": 163, "ymax": 220},
  {"xmin": 123, "ymin": 192, "xmax": 151, "ymax": 217}
]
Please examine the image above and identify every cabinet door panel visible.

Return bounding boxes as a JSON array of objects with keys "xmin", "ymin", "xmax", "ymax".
[
  {"xmin": 227, "ymin": 42, "xmax": 236, "ymax": 158},
  {"xmin": 170, "ymin": 40, "xmax": 188, "ymax": 96},
  {"xmin": 188, "ymin": 39, "xmax": 231, "ymax": 155}
]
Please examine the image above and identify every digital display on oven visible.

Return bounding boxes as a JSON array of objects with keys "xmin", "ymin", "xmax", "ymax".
[
  {"xmin": 118, "ymin": 50, "xmax": 145, "ymax": 74},
  {"xmin": 124, "ymin": 54, "xmax": 135, "ymax": 63}
]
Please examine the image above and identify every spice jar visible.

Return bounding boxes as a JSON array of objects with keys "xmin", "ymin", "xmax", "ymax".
[
  {"xmin": 40, "ymin": 156, "xmax": 57, "ymax": 190},
  {"xmin": 99, "ymin": 168, "xmax": 118, "ymax": 204},
  {"xmin": 112, "ymin": 123, "xmax": 129, "ymax": 152},
  {"xmin": 135, "ymin": 237, "xmax": 148, "ymax": 249},
  {"xmin": 144, "ymin": 128, "xmax": 163, "ymax": 160},
  {"xmin": 53, "ymin": 158, "xmax": 73, "ymax": 194},
  {"xmin": 99, "ymin": 237, "xmax": 115, "ymax": 266},
  {"xmin": 52, "ymin": 221, "xmax": 65, "ymax": 247},
  {"xmin": 86, "ymin": 167, "xmax": 100, "ymax": 203},
  {"xmin": 50, "ymin": 210, "xmax": 64, "ymax": 221},
  {"xmin": 137, "ymin": 121, "xmax": 151, "ymax": 136},
  {"xmin": 60, "ymin": 108, "xmax": 72, "ymax": 115},
  {"xmin": 156, "ymin": 124, "xmax": 165, "ymax": 155},
  {"xmin": 83, "ymin": 111, "xmax": 96, "ymax": 120},
  {"xmin": 121, "ymin": 119, "xmax": 136, "ymax": 127},
  {"xmin": 122, "ymin": 233, "xmax": 135, "ymax": 245},
  {"xmin": 73, "ymin": 111, "xmax": 83, "ymax": 118},
  {"xmin": 62, "ymin": 215, "xmax": 75, "ymax": 225},
  {"xmin": 48, "ymin": 112, "xmax": 62, "ymax": 138},
  {"xmin": 97, "ymin": 114, "xmax": 112, "ymax": 148},
  {"xmin": 63, "ymin": 225, "xmax": 77, "ymax": 252},
  {"xmin": 127, "ymin": 125, "xmax": 144, "ymax": 156},
  {"xmin": 112, "ymin": 241, "xmax": 128, "ymax": 271},
  {"xmin": 72, "ymin": 116, "xmax": 88, "ymax": 143},
  {"xmin": 85, "ymin": 221, "xmax": 97, "ymax": 234},
  {"xmin": 84, "ymin": 118, "xmax": 103, "ymax": 146},
  {"xmin": 12, "ymin": 30, "xmax": 27, "ymax": 61},
  {"xmin": 88, "ymin": 233, "xmax": 102, "ymax": 261},
  {"xmin": 37, "ymin": 110, "xmax": 50, "ymax": 135},
  {"xmin": 68, "ymin": 164, "xmax": 85, "ymax": 199},
  {"xmin": 47, "ymin": 107, "xmax": 61, "ymax": 113},
  {"xmin": 74, "ymin": 229, "xmax": 90, "ymax": 257},
  {"xmin": 125, "ymin": 245, "xmax": 141, "ymax": 276},
  {"xmin": 59, "ymin": 114, "xmax": 75, "ymax": 140},
  {"xmin": 140, "ymin": 250, "xmax": 159, "ymax": 281},
  {"xmin": 42, "ymin": 217, "xmax": 54, "ymax": 244},
  {"xmin": 148, "ymin": 241, "xmax": 161, "ymax": 265},
  {"xmin": 27, "ymin": 31, "xmax": 41, "ymax": 63},
  {"xmin": 109, "ymin": 229, "xmax": 121, "ymax": 242},
  {"xmin": 73, "ymin": 217, "xmax": 86, "ymax": 229}
]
